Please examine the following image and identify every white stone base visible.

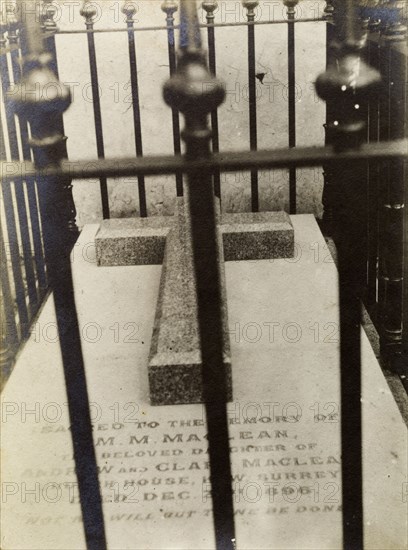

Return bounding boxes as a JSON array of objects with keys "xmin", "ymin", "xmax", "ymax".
[{"xmin": 1, "ymin": 216, "xmax": 406, "ymax": 549}]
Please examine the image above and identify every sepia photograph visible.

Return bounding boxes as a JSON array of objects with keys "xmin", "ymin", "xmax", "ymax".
[{"xmin": 0, "ymin": 0, "xmax": 407, "ymax": 548}]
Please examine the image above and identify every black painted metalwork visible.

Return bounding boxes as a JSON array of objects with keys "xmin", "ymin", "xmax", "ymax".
[
  {"xmin": 164, "ymin": 1, "xmax": 235, "ymax": 547},
  {"xmin": 2, "ymin": 138, "xmax": 406, "ymax": 183},
  {"xmin": 8, "ymin": 3, "xmax": 107, "ymax": 547},
  {"xmin": 321, "ymin": 1, "xmax": 336, "ymax": 235},
  {"xmin": 11, "ymin": 8, "xmax": 47, "ymax": 295},
  {"xmin": 81, "ymin": 0, "xmax": 110, "ymax": 219},
  {"xmin": 203, "ymin": 1, "xmax": 221, "ymax": 199},
  {"xmin": 315, "ymin": 1, "xmax": 382, "ymax": 548},
  {"xmin": 162, "ymin": 0, "xmax": 183, "ymax": 196},
  {"xmin": 285, "ymin": 1, "xmax": 298, "ymax": 214},
  {"xmin": 36, "ymin": 16, "xmax": 327, "ymax": 37},
  {"xmin": 123, "ymin": 1, "xmax": 147, "ymax": 217},
  {"xmin": 243, "ymin": 1, "xmax": 259, "ymax": 212},
  {"xmin": 366, "ymin": 29, "xmax": 381, "ymax": 311},
  {"xmin": 0, "ymin": 37, "xmax": 29, "ymax": 335},
  {"xmin": 377, "ymin": 13, "xmax": 407, "ymax": 368},
  {"xmin": 0, "ymin": 115, "xmax": 18, "ymax": 377}
]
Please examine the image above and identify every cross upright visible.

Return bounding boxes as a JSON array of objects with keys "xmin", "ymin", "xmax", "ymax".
[{"xmin": 95, "ymin": 197, "xmax": 293, "ymax": 405}]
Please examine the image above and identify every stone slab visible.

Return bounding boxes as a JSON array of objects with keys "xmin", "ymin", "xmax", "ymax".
[
  {"xmin": 2, "ymin": 217, "xmax": 406, "ymax": 549},
  {"xmin": 220, "ymin": 211, "xmax": 294, "ymax": 261},
  {"xmin": 148, "ymin": 198, "xmax": 232, "ymax": 405}
]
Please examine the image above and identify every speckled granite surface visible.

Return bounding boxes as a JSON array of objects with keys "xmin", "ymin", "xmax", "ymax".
[
  {"xmin": 149, "ymin": 198, "xmax": 232, "ymax": 405},
  {"xmin": 95, "ymin": 199, "xmax": 294, "ymax": 405},
  {"xmin": 221, "ymin": 210, "xmax": 293, "ymax": 261},
  {"xmin": 95, "ymin": 216, "xmax": 172, "ymax": 266}
]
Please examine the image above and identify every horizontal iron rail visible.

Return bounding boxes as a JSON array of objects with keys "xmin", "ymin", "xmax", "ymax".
[
  {"xmin": 37, "ymin": 17, "xmax": 326, "ymax": 37},
  {"xmin": 1, "ymin": 140, "xmax": 406, "ymax": 183}
]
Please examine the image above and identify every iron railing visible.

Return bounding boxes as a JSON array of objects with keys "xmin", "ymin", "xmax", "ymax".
[{"xmin": 1, "ymin": 1, "xmax": 406, "ymax": 379}]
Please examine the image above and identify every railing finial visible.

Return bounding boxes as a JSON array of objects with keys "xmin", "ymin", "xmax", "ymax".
[
  {"xmin": 41, "ymin": 0, "xmax": 58, "ymax": 32},
  {"xmin": 202, "ymin": 0, "xmax": 218, "ymax": 20},
  {"xmin": 283, "ymin": 0, "xmax": 299, "ymax": 18},
  {"xmin": 242, "ymin": 0, "xmax": 259, "ymax": 20},
  {"xmin": 6, "ymin": 2, "xmax": 19, "ymax": 44},
  {"xmin": 122, "ymin": 1, "xmax": 138, "ymax": 22},
  {"xmin": 164, "ymin": 0, "xmax": 224, "ymax": 131},
  {"xmin": 9, "ymin": 1, "xmax": 71, "ymax": 166},
  {"xmin": 315, "ymin": 0, "xmax": 381, "ymax": 150},
  {"xmin": 0, "ymin": 4, "xmax": 10, "ymax": 47},
  {"xmin": 324, "ymin": 1, "xmax": 334, "ymax": 21},
  {"xmin": 80, "ymin": 0, "xmax": 98, "ymax": 28},
  {"xmin": 382, "ymin": 0, "xmax": 407, "ymax": 41},
  {"xmin": 161, "ymin": 0, "xmax": 178, "ymax": 16}
]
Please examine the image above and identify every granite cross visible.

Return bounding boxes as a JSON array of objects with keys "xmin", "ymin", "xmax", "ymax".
[{"xmin": 95, "ymin": 198, "xmax": 294, "ymax": 405}]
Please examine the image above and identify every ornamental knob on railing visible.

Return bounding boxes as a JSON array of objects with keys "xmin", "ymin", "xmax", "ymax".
[
  {"xmin": 324, "ymin": 1, "xmax": 334, "ymax": 20},
  {"xmin": 361, "ymin": 0, "xmax": 382, "ymax": 31},
  {"xmin": 315, "ymin": 0, "xmax": 381, "ymax": 149},
  {"xmin": 41, "ymin": 0, "xmax": 58, "ymax": 32},
  {"xmin": 242, "ymin": 0, "xmax": 259, "ymax": 20},
  {"xmin": 202, "ymin": 0, "xmax": 218, "ymax": 20},
  {"xmin": 9, "ymin": 51, "xmax": 71, "ymax": 165},
  {"xmin": 283, "ymin": 0, "xmax": 299, "ymax": 17},
  {"xmin": 6, "ymin": 2, "xmax": 19, "ymax": 45},
  {"xmin": 7, "ymin": 0, "xmax": 71, "ymax": 167},
  {"xmin": 382, "ymin": 0, "xmax": 407, "ymax": 40},
  {"xmin": 80, "ymin": 0, "xmax": 98, "ymax": 28},
  {"xmin": 122, "ymin": 1, "xmax": 138, "ymax": 22},
  {"xmin": 163, "ymin": 0, "xmax": 224, "ymax": 155},
  {"xmin": 161, "ymin": 0, "xmax": 178, "ymax": 20},
  {"xmin": 0, "ymin": 4, "xmax": 8, "ymax": 48}
]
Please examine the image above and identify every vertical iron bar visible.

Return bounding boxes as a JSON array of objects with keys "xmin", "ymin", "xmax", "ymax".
[
  {"xmin": 123, "ymin": 2, "xmax": 147, "ymax": 217},
  {"xmin": 162, "ymin": 1, "xmax": 183, "ymax": 196},
  {"xmin": 164, "ymin": 2, "xmax": 235, "ymax": 547},
  {"xmin": 400, "ymin": 155, "xmax": 408, "ymax": 383},
  {"xmin": 322, "ymin": 1, "xmax": 336, "ymax": 235},
  {"xmin": 0, "ymin": 43, "xmax": 29, "ymax": 334},
  {"xmin": 81, "ymin": 0, "xmax": 109, "ymax": 219},
  {"xmin": 377, "ymin": 17, "xmax": 390, "ymax": 344},
  {"xmin": 11, "ymin": 19, "xmax": 47, "ymax": 292},
  {"xmin": 243, "ymin": 1, "xmax": 259, "ymax": 212},
  {"xmin": 285, "ymin": 1, "xmax": 298, "ymax": 214},
  {"xmin": 316, "ymin": 2, "xmax": 381, "ymax": 548},
  {"xmin": 0, "ymin": 220, "xmax": 18, "ymax": 378},
  {"xmin": 203, "ymin": 1, "xmax": 221, "ymax": 199},
  {"xmin": 10, "ymin": 3, "xmax": 107, "ymax": 547},
  {"xmin": 1, "ymin": 21, "xmax": 38, "ymax": 314},
  {"xmin": 0, "ymin": 114, "xmax": 18, "ymax": 377},
  {"xmin": 377, "ymin": 13, "xmax": 406, "ymax": 367},
  {"xmin": 366, "ymin": 30, "xmax": 380, "ymax": 311}
]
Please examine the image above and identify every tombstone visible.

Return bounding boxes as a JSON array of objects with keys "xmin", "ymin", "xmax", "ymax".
[
  {"xmin": 2, "ymin": 215, "xmax": 406, "ymax": 549},
  {"xmin": 95, "ymin": 198, "xmax": 294, "ymax": 405}
]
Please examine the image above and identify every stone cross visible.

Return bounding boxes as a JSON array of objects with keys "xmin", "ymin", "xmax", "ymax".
[{"xmin": 95, "ymin": 198, "xmax": 294, "ymax": 405}]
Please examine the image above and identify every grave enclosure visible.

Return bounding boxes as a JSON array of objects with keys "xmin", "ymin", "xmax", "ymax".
[{"xmin": 0, "ymin": 1, "xmax": 407, "ymax": 550}]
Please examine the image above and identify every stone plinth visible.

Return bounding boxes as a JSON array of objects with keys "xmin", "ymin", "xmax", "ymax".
[{"xmin": 1, "ymin": 217, "xmax": 406, "ymax": 549}]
